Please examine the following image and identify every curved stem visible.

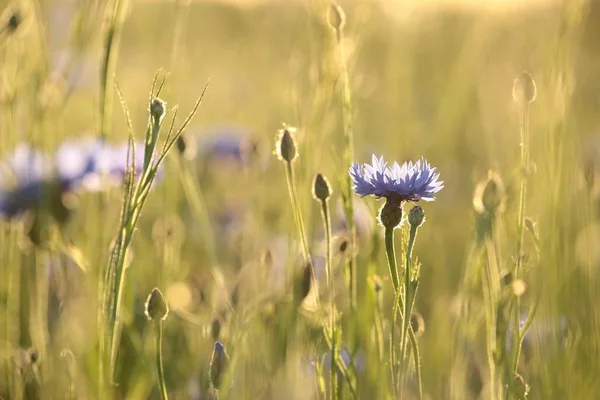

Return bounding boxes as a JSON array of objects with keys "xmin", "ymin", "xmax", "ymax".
[
  {"xmin": 154, "ymin": 322, "xmax": 169, "ymax": 400},
  {"xmin": 285, "ymin": 162, "xmax": 310, "ymax": 261}
]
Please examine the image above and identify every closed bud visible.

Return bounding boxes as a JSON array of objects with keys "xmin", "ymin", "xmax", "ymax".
[
  {"xmin": 274, "ymin": 126, "xmax": 298, "ymax": 163},
  {"xmin": 144, "ymin": 288, "xmax": 169, "ymax": 322},
  {"xmin": 150, "ymin": 98, "xmax": 166, "ymax": 121},
  {"xmin": 209, "ymin": 341, "xmax": 229, "ymax": 390},
  {"xmin": 408, "ymin": 205, "xmax": 425, "ymax": 227},
  {"xmin": 378, "ymin": 200, "xmax": 403, "ymax": 229},
  {"xmin": 473, "ymin": 171, "xmax": 506, "ymax": 216},
  {"xmin": 509, "ymin": 373, "xmax": 530, "ymax": 400},
  {"xmin": 327, "ymin": 4, "xmax": 346, "ymax": 31},
  {"xmin": 512, "ymin": 71, "xmax": 537, "ymax": 105},
  {"xmin": 312, "ymin": 173, "xmax": 332, "ymax": 202}
]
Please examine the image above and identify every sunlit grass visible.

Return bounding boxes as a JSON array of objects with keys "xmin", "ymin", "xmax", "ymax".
[{"xmin": 0, "ymin": 0, "xmax": 598, "ymax": 399}]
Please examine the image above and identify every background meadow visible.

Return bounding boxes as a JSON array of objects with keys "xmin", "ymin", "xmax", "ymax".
[{"xmin": 1, "ymin": 0, "xmax": 599, "ymax": 399}]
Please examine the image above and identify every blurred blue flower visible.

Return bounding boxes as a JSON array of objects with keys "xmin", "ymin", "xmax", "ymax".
[
  {"xmin": 195, "ymin": 125, "xmax": 258, "ymax": 168},
  {"xmin": 349, "ymin": 155, "xmax": 444, "ymax": 202},
  {"xmin": 0, "ymin": 137, "xmax": 155, "ymax": 219}
]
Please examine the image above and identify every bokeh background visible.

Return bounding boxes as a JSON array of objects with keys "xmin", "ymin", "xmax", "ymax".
[{"xmin": 1, "ymin": 0, "xmax": 600, "ymax": 398}]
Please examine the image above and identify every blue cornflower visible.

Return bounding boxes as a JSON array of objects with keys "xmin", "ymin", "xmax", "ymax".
[{"xmin": 349, "ymin": 155, "xmax": 444, "ymax": 203}]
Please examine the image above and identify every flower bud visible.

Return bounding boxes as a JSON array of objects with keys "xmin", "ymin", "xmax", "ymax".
[
  {"xmin": 150, "ymin": 98, "xmax": 166, "ymax": 122},
  {"xmin": 274, "ymin": 126, "xmax": 298, "ymax": 163},
  {"xmin": 512, "ymin": 71, "xmax": 537, "ymax": 105},
  {"xmin": 312, "ymin": 173, "xmax": 332, "ymax": 202},
  {"xmin": 327, "ymin": 4, "xmax": 346, "ymax": 31},
  {"xmin": 378, "ymin": 200, "xmax": 403, "ymax": 229},
  {"xmin": 408, "ymin": 205, "xmax": 425, "ymax": 227},
  {"xmin": 509, "ymin": 373, "xmax": 530, "ymax": 400},
  {"xmin": 209, "ymin": 341, "xmax": 229, "ymax": 390},
  {"xmin": 473, "ymin": 171, "xmax": 506, "ymax": 216},
  {"xmin": 144, "ymin": 288, "xmax": 169, "ymax": 322}
]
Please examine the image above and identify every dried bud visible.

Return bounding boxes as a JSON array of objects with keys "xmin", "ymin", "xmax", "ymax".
[
  {"xmin": 144, "ymin": 288, "xmax": 169, "ymax": 322},
  {"xmin": 274, "ymin": 126, "xmax": 298, "ymax": 163},
  {"xmin": 294, "ymin": 262, "xmax": 313, "ymax": 304},
  {"xmin": 209, "ymin": 341, "xmax": 229, "ymax": 390},
  {"xmin": 150, "ymin": 98, "xmax": 166, "ymax": 121},
  {"xmin": 512, "ymin": 71, "xmax": 537, "ymax": 105},
  {"xmin": 327, "ymin": 4, "xmax": 346, "ymax": 31},
  {"xmin": 408, "ymin": 205, "xmax": 425, "ymax": 227},
  {"xmin": 312, "ymin": 173, "xmax": 332, "ymax": 202},
  {"xmin": 473, "ymin": 171, "xmax": 506, "ymax": 216},
  {"xmin": 378, "ymin": 200, "xmax": 403, "ymax": 229},
  {"xmin": 410, "ymin": 311, "xmax": 425, "ymax": 338}
]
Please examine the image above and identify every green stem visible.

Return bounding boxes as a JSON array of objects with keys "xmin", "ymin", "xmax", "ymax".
[
  {"xmin": 335, "ymin": 22, "xmax": 356, "ymax": 311},
  {"xmin": 284, "ymin": 162, "xmax": 311, "ymax": 262},
  {"xmin": 155, "ymin": 322, "xmax": 169, "ymax": 400},
  {"xmin": 320, "ymin": 200, "xmax": 337, "ymax": 400},
  {"xmin": 408, "ymin": 326, "xmax": 423, "ymax": 400},
  {"xmin": 384, "ymin": 226, "xmax": 399, "ymax": 397},
  {"xmin": 510, "ymin": 102, "xmax": 530, "ymax": 378}
]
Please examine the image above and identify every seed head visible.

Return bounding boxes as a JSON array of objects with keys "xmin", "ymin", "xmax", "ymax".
[
  {"xmin": 327, "ymin": 4, "xmax": 346, "ymax": 31},
  {"xmin": 144, "ymin": 288, "xmax": 169, "ymax": 322},
  {"xmin": 274, "ymin": 126, "xmax": 298, "ymax": 163},
  {"xmin": 378, "ymin": 199, "xmax": 403, "ymax": 230},
  {"xmin": 512, "ymin": 71, "xmax": 537, "ymax": 105},
  {"xmin": 312, "ymin": 173, "xmax": 332, "ymax": 202},
  {"xmin": 150, "ymin": 98, "xmax": 166, "ymax": 122},
  {"xmin": 408, "ymin": 205, "xmax": 425, "ymax": 227},
  {"xmin": 410, "ymin": 311, "xmax": 425, "ymax": 338}
]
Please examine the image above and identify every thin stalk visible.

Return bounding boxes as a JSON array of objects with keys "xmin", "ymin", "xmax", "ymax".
[
  {"xmin": 401, "ymin": 225, "xmax": 418, "ymax": 364},
  {"xmin": 334, "ymin": 19, "xmax": 356, "ymax": 311},
  {"xmin": 99, "ymin": 0, "xmax": 128, "ymax": 139},
  {"xmin": 510, "ymin": 102, "xmax": 531, "ymax": 376},
  {"xmin": 320, "ymin": 199, "xmax": 337, "ymax": 400},
  {"xmin": 384, "ymin": 226, "xmax": 399, "ymax": 397},
  {"xmin": 154, "ymin": 322, "xmax": 169, "ymax": 400},
  {"xmin": 284, "ymin": 162, "xmax": 310, "ymax": 261},
  {"xmin": 408, "ymin": 326, "xmax": 423, "ymax": 400},
  {"xmin": 484, "ymin": 236, "xmax": 502, "ymax": 400}
]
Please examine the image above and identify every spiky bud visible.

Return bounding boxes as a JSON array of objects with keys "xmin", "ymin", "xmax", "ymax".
[
  {"xmin": 312, "ymin": 173, "xmax": 332, "ymax": 202},
  {"xmin": 327, "ymin": 4, "xmax": 346, "ymax": 31},
  {"xmin": 512, "ymin": 71, "xmax": 537, "ymax": 105},
  {"xmin": 408, "ymin": 205, "xmax": 425, "ymax": 227},
  {"xmin": 144, "ymin": 288, "xmax": 169, "ymax": 322},
  {"xmin": 379, "ymin": 200, "xmax": 403, "ymax": 229},
  {"xmin": 274, "ymin": 126, "xmax": 298, "ymax": 163},
  {"xmin": 150, "ymin": 98, "xmax": 166, "ymax": 122},
  {"xmin": 209, "ymin": 341, "xmax": 229, "ymax": 390}
]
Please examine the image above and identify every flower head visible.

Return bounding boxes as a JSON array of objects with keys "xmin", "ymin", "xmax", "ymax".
[{"xmin": 349, "ymin": 155, "xmax": 443, "ymax": 202}]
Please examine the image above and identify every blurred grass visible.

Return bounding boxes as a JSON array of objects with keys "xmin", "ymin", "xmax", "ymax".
[{"xmin": 1, "ymin": 0, "xmax": 600, "ymax": 398}]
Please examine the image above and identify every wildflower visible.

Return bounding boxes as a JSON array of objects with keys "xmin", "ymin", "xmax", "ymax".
[
  {"xmin": 349, "ymin": 155, "xmax": 443, "ymax": 203},
  {"xmin": 408, "ymin": 205, "xmax": 425, "ymax": 227},
  {"xmin": 194, "ymin": 126, "xmax": 259, "ymax": 168}
]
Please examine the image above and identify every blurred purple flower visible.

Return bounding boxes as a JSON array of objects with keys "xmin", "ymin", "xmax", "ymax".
[{"xmin": 349, "ymin": 155, "xmax": 444, "ymax": 202}]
